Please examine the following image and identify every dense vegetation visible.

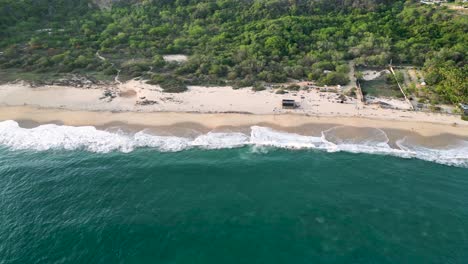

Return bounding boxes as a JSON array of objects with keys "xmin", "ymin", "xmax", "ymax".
[{"xmin": 0, "ymin": 0, "xmax": 466, "ymax": 103}]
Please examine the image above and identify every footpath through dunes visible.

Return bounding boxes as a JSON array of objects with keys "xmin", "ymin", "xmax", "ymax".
[{"xmin": 0, "ymin": 120, "xmax": 467, "ymax": 167}]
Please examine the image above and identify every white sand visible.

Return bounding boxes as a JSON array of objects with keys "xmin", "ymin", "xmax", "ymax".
[
  {"xmin": 2, "ymin": 80, "xmax": 359, "ymax": 114},
  {"xmin": 365, "ymin": 97, "xmax": 412, "ymax": 110},
  {"xmin": 163, "ymin": 55, "xmax": 188, "ymax": 63},
  {"xmin": 361, "ymin": 70, "xmax": 390, "ymax": 81},
  {"xmin": 0, "ymin": 80, "xmax": 467, "ymax": 135}
]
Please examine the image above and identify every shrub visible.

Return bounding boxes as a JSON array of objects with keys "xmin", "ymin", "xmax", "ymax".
[
  {"xmin": 121, "ymin": 60, "xmax": 151, "ymax": 76},
  {"xmin": 252, "ymin": 83, "xmax": 266, "ymax": 91},
  {"xmin": 148, "ymin": 74, "xmax": 187, "ymax": 93},
  {"xmin": 232, "ymin": 76, "xmax": 255, "ymax": 89},
  {"xmin": 286, "ymin": 84, "xmax": 300, "ymax": 91},
  {"xmin": 276, "ymin": 89, "xmax": 287, "ymax": 94},
  {"xmin": 160, "ymin": 79, "xmax": 187, "ymax": 93},
  {"xmin": 345, "ymin": 87, "xmax": 357, "ymax": 98},
  {"xmin": 318, "ymin": 72, "xmax": 349, "ymax": 86}
]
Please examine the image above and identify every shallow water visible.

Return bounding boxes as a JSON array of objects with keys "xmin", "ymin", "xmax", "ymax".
[
  {"xmin": 1, "ymin": 121, "xmax": 467, "ymax": 167},
  {"xmin": 0, "ymin": 146, "xmax": 467, "ymax": 263}
]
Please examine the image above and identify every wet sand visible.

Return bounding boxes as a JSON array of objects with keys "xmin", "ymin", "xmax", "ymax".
[{"xmin": 2, "ymin": 106, "xmax": 467, "ymax": 150}]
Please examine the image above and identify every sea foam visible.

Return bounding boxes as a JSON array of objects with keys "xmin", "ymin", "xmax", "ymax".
[
  {"xmin": 0, "ymin": 120, "xmax": 467, "ymax": 167},
  {"xmin": 396, "ymin": 137, "xmax": 468, "ymax": 168}
]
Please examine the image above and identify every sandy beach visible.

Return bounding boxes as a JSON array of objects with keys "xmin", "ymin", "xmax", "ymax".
[
  {"xmin": 0, "ymin": 105, "xmax": 467, "ymax": 138},
  {"xmin": 1, "ymin": 80, "xmax": 467, "ymax": 168},
  {"xmin": 0, "ymin": 80, "xmax": 467, "ymax": 138}
]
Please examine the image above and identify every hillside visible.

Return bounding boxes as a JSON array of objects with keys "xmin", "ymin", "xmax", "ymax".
[{"xmin": 0, "ymin": 0, "xmax": 466, "ymax": 103}]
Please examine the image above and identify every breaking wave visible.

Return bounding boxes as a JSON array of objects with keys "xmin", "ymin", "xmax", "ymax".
[
  {"xmin": 396, "ymin": 137, "xmax": 468, "ymax": 168},
  {"xmin": 0, "ymin": 120, "xmax": 467, "ymax": 167}
]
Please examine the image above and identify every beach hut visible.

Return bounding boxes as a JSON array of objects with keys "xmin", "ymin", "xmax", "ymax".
[{"xmin": 282, "ymin": 99, "xmax": 296, "ymax": 109}]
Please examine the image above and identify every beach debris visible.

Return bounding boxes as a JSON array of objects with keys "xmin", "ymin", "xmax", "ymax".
[
  {"xmin": 161, "ymin": 97, "xmax": 182, "ymax": 104},
  {"xmin": 376, "ymin": 101, "xmax": 394, "ymax": 109},
  {"xmin": 136, "ymin": 99, "xmax": 158, "ymax": 106},
  {"xmin": 52, "ymin": 75, "xmax": 96, "ymax": 88},
  {"xmin": 24, "ymin": 74, "xmax": 98, "ymax": 88},
  {"xmin": 99, "ymin": 89, "xmax": 117, "ymax": 102},
  {"xmin": 276, "ymin": 89, "xmax": 287, "ymax": 94}
]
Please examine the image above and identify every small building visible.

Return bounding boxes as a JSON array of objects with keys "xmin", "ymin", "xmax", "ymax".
[
  {"xmin": 460, "ymin": 103, "xmax": 468, "ymax": 115},
  {"xmin": 282, "ymin": 99, "xmax": 297, "ymax": 109}
]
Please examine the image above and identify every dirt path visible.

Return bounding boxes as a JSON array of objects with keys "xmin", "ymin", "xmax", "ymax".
[
  {"xmin": 343, "ymin": 60, "xmax": 356, "ymax": 91},
  {"xmin": 407, "ymin": 69, "xmax": 421, "ymax": 84},
  {"xmin": 389, "ymin": 66, "xmax": 414, "ymax": 110},
  {"xmin": 95, "ymin": 51, "xmax": 106, "ymax": 62},
  {"xmin": 402, "ymin": 69, "xmax": 411, "ymax": 87},
  {"xmin": 344, "ymin": 60, "xmax": 364, "ymax": 107},
  {"xmin": 96, "ymin": 51, "xmax": 122, "ymax": 84}
]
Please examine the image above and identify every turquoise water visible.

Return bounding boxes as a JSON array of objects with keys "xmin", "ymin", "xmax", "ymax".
[{"xmin": 1, "ymin": 147, "xmax": 467, "ymax": 263}]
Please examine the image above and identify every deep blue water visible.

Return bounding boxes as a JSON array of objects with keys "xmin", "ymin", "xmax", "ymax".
[{"xmin": 1, "ymin": 147, "xmax": 467, "ymax": 263}]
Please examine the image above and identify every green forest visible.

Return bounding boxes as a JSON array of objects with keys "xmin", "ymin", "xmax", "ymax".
[{"xmin": 0, "ymin": 0, "xmax": 466, "ymax": 103}]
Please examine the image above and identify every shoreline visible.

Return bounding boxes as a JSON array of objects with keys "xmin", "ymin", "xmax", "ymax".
[
  {"xmin": 1, "ymin": 105, "xmax": 467, "ymax": 167},
  {"xmin": 0, "ymin": 105, "xmax": 467, "ymax": 138},
  {"xmin": 0, "ymin": 80, "xmax": 467, "ymax": 140}
]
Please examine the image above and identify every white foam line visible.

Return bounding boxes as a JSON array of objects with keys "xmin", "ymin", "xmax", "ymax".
[
  {"xmin": 0, "ymin": 120, "xmax": 467, "ymax": 168},
  {"xmin": 250, "ymin": 126, "xmax": 321, "ymax": 149}
]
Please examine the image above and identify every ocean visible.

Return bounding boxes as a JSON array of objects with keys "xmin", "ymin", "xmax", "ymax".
[{"xmin": 1, "ymin": 121, "xmax": 468, "ymax": 263}]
